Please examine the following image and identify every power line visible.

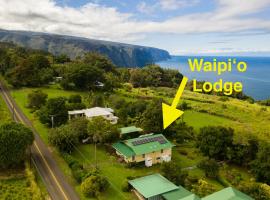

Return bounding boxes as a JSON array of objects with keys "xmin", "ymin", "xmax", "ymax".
[{"xmin": 66, "ymin": 141, "xmax": 128, "ymax": 200}]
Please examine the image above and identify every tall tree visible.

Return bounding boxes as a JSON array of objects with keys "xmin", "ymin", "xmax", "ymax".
[
  {"xmin": 0, "ymin": 122, "xmax": 34, "ymax": 168},
  {"xmin": 196, "ymin": 126, "xmax": 234, "ymax": 160},
  {"xmin": 27, "ymin": 90, "xmax": 48, "ymax": 110},
  {"xmin": 48, "ymin": 125, "xmax": 79, "ymax": 153},
  {"xmin": 61, "ymin": 63, "xmax": 104, "ymax": 90},
  {"xmin": 161, "ymin": 161, "xmax": 188, "ymax": 186},
  {"xmin": 251, "ymin": 143, "xmax": 270, "ymax": 184},
  {"xmin": 87, "ymin": 117, "xmax": 120, "ymax": 144},
  {"xmin": 38, "ymin": 97, "xmax": 68, "ymax": 127},
  {"xmin": 140, "ymin": 99, "xmax": 163, "ymax": 133},
  {"xmin": 7, "ymin": 54, "xmax": 53, "ymax": 87}
]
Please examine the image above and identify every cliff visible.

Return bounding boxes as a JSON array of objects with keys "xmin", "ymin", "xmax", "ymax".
[{"xmin": 0, "ymin": 29, "xmax": 170, "ymax": 67}]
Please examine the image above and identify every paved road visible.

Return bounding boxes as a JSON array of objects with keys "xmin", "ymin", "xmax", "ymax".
[{"xmin": 0, "ymin": 81, "xmax": 80, "ymax": 200}]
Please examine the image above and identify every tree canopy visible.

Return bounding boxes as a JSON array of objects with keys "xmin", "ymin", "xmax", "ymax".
[
  {"xmin": 87, "ymin": 117, "xmax": 120, "ymax": 144},
  {"xmin": 251, "ymin": 143, "xmax": 270, "ymax": 184},
  {"xmin": 27, "ymin": 90, "xmax": 48, "ymax": 110},
  {"xmin": 196, "ymin": 126, "xmax": 234, "ymax": 160},
  {"xmin": 0, "ymin": 122, "xmax": 34, "ymax": 168},
  {"xmin": 7, "ymin": 54, "xmax": 53, "ymax": 87},
  {"xmin": 38, "ymin": 97, "xmax": 68, "ymax": 127}
]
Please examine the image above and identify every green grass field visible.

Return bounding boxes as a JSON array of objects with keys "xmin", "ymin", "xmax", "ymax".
[
  {"xmin": 0, "ymin": 94, "xmax": 11, "ymax": 124},
  {"xmin": 9, "ymin": 84, "xmax": 268, "ymax": 199}
]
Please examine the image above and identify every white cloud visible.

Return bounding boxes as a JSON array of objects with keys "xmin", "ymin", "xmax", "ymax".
[
  {"xmin": 137, "ymin": 2, "xmax": 153, "ymax": 14},
  {"xmin": 0, "ymin": 0, "xmax": 269, "ymax": 43},
  {"xmin": 159, "ymin": 0, "xmax": 199, "ymax": 10},
  {"xmin": 137, "ymin": 0, "xmax": 198, "ymax": 14}
]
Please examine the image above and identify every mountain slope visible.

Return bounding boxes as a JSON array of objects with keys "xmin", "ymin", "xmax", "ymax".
[{"xmin": 0, "ymin": 29, "xmax": 170, "ymax": 67}]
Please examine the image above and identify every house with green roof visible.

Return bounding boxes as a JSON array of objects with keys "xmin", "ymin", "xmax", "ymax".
[
  {"xmin": 128, "ymin": 174, "xmax": 253, "ymax": 200},
  {"xmin": 119, "ymin": 126, "xmax": 143, "ymax": 139},
  {"xmin": 112, "ymin": 134, "xmax": 174, "ymax": 167},
  {"xmin": 201, "ymin": 187, "xmax": 254, "ymax": 200},
  {"xmin": 162, "ymin": 186, "xmax": 200, "ymax": 200},
  {"xmin": 128, "ymin": 174, "xmax": 200, "ymax": 200}
]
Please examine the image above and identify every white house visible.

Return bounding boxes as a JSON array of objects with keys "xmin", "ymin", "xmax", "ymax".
[{"xmin": 68, "ymin": 107, "xmax": 118, "ymax": 124}]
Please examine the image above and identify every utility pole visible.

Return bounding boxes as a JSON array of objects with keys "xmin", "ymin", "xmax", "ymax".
[
  {"xmin": 50, "ymin": 115, "xmax": 55, "ymax": 128},
  {"xmin": 95, "ymin": 142, "xmax": 97, "ymax": 169},
  {"xmin": 12, "ymin": 105, "xmax": 15, "ymax": 120}
]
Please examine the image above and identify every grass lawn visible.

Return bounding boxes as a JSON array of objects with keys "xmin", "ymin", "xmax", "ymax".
[
  {"xmin": 72, "ymin": 144, "xmax": 161, "ymax": 200},
  {"xmin": 182, "ymin": 110, "xmax": 233, "ymax": 132},
  {"xmin": 10, "ymin": 86, "xmax": 84, "ymax": 143},
  {"xmin": 0, "ymin": 93, "xmax": 11, "ymax": 124}
]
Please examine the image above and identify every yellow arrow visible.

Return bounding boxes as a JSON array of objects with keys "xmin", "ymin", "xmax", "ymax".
[{"xmin": 162, "ymin": 76, "xmax": 188, "ymax": 129}]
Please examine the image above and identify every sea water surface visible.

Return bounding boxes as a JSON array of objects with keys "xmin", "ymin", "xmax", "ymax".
[{"xmin": 157, "ymin": 56, "xmax": 270, "ymax": 100}]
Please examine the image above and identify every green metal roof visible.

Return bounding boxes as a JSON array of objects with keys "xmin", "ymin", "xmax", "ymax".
[
  {"xmin": 162, "ymin": 186, "xmax": 194, "ymax": 200},
  {"xmin": 120, "ymin": 126, "xmax": 143, "ymax": 135},
  {"xmin": 112, "ymin": 134, "xmax": 174, "ymax": 158},
  {"xmin": 125, "ymin": 134, "xmax": 175, "ymax": 155},
  {"xmin": 181, "ymin": 194, "xmax": 201, "ymax": 200},
  {"xmin": 128, "ymin": 174, "xmax": 179, "ymax": 198},
  {"xmin": 202, "ymin": 187, "xmax": 254, "ymax": 200},
  {"xmin": 112, "ymin": 142, "xmax": 135, "ymax": 157}
]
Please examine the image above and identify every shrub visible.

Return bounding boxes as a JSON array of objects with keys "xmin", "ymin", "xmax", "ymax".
[
  {"xmin": 178, "ymin": 149, "xmax": 188, "ymax": 155},
  {"xmin": 219, "ymin": 96, "xmax": 229, "ymax": 102},
  {"xmin": 191, "ymin": 179, "xmax": 216, "ymax": 197},
  {"xmin": 161, "ymin": 161, "xmax": 188, "ymax": 186},
  {"xmin": 27, "ymin": 90, "xmax": 48, "ymax": 110},
  {"xmin": 238, "ymin": 182, "xmax": 270, "ymax": 200},
  {"xmin": 48, "ymin": 125, "xmax": 79, "ymax": 153},
  {"xmin": 68, "ymin": 95, "xmax": 82, "ymax": 103},
  {"xmin": 198, "ymin": 159, "xmax": 219, "ymax": 179},
  {"xmin": 25, "ymin": 162, "xmax": 43, "ymax": 200},
  {"xmin": 81, "ymin": 174, "xmax": 109, "ymax": 197},
  {"xmin": 61, "ymin": 153, "xmax": 88, "ymax": 183},
  {"xmin": 121, "ymin": 180, "xmax": 131, "ymax": 192}
]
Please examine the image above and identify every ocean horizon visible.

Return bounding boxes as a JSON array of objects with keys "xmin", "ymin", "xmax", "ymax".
[{"xmin": 157, "ymin": 55, "xmax": 270, "ymax": 100}]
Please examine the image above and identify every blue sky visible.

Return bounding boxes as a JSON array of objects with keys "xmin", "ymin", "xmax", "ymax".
[{"xmin": 1, "ymin": 0, "xmax": 270, "ymax": 55}]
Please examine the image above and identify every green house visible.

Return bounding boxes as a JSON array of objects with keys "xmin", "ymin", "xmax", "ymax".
[
  {"xmin": 129, "ymin": 174, "xmax": 197, "ymax": 200},
  {"xmin": 202, "ymin": 187, "xmax": 254, "ymax": 200},
  {"xmin": 112, "ymin": 134, "xmax": 175, "ymax": 166}
]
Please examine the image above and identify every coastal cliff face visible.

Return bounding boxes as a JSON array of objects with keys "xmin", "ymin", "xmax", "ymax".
[{"xmin": 0, "ymin": 29, "xmax": 170, "ymax": 67}]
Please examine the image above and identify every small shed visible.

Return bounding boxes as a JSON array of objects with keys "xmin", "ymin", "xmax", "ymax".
[
  {"xmin": 119, "ymin": 126, "xmax": 143, "ymax": 139},
  {"xmin": 128, "ymin": 174, "xmax": 179, "ymax": 200}
]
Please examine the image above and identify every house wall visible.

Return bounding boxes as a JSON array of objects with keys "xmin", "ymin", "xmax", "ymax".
[
  {"xmin": 132, "ymin": 189, "xmax": 146, "ymax": 200},
  {"xmin": 84, "ymin": 115, "xmax": 118, "ymax": 124},
  {"xmin": 132, "ymin": 189, "xmax": 162, "ymax": 200},
  {"xmin": 123, "ymin": 148, "xmax": 172, "ymax": 164}
]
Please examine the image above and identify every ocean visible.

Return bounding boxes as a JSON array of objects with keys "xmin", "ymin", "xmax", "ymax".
[{"xmin": 157, "ymin": 56, "xmax": 270, "ymax": 100}]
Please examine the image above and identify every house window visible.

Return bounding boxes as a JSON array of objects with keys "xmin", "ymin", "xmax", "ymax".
[
  {"xmin": 161, "ymin": 149, "xmax": 164, "ymax": 153},
  {"xmin": 132, "ymin": 156, "xmax": 135, "ymax": 161},
  {"xmin": 142, "ymin": 154, "xmax": 145, "ymax": 158}
]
